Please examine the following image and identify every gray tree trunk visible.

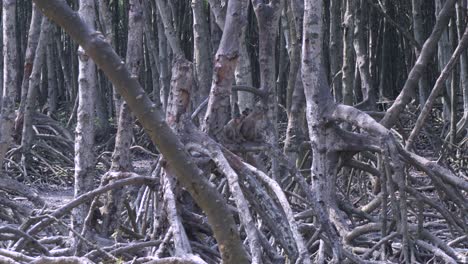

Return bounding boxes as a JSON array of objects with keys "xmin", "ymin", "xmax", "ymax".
[
  {"xmin": 235, "ymin": 30, "xmax": 254, "ymax": 112},
  {"xmin": 353, "ymin": 0, "xmax": 376, "ymax": 109},
  {"xmin": 456, "ymin": 1, "xmax": 468, "ymax": 136},
  {"xmin": 436, "ymin": 0, "xmax": 453, "ymax": 124},
  {"xmin": 101, "ymin": 0, "xmax": 144, "ymax": 236},
  {"xmin": 72, "ymin": 0, "xmax": 97, "ymax": 250},
  {"xmin": 412, "ymin": 0, "xmax": 429, "ymax": 104},
  {"xmin": 46, "ymin": 28, "xmax": 58, "ymax": 115},
  {"xmin": 329, "ymin": 0, "xmax": 342, "ymax": 103},
  {"xmin": 16, "ymin": 4, "xmax": 42, "ymax": 125},
  {"xmin": 202, "ymin": 0, "xmax": 249, "ymax": 139},
  {"xmin": 20, "ymin": 18, "xmax": 50, "ymax": 161},
  {"xmin": 156, "ymin": 13, "xmax": 171, "ymax": 111},
  {"xmin": 302, "ymin": 2, "xmax": 344, "ymax": 261},
  {"xmin": 342, "ymin": 0, "xmax": 355, "ymax": 106},
  {"xmin": 192, "ymin": 0, "xmax": 212, "ymax": 107},
  {"xmin": 252, "ymin": 0, "xmax": 283, "ymax": 180},
  {"xmin": 0, "ymin": 0, "xmax": 18, "ymax": 172}
]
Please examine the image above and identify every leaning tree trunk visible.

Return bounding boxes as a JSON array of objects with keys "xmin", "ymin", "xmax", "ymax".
[
  {"xmin": 0, "ymin": 0, "xmax": 18, "ymax": 172},
  {"xmin": 32, "ymin": 1, "xmax": 250, "ymax": 262},
  {"xmin": 381, "ymin": 0, "xmax": 457, "ymax": 128},
  {"xmin": 72, "ymin": 0, "xmax": 97, "ymax": 252}
]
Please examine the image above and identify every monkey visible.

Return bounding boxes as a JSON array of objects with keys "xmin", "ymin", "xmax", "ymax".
[
  {"xmin": 223, "ymin": 114, "xmax": 246, "ymax": 143},
  {"xmin": 239, "ymin": 107, "xmax": 264, "ymax": 142}
]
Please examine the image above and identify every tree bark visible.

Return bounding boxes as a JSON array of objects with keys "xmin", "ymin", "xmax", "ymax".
[
  {"xmin": 46, "ymin": 27, "xmax": 58, "ymax": 116},
  {"xmin": 342, "ymin": 0, "xmax": 355, "ymax": 106},
  {"xmin": 412, "ymin": 0, "xmax": 430, "ymax": 104},
  {"xmin": 353, "ymin": 0, "xmax": 376, "ymax": 109},
  {"xmin": 329, "ymin": 0, "xmax": 342, "ymax": 103},
  {"xmin": 72, "ymin": 0, "xmax": 97, "ymax": 251},
  {"xmin": 20, "ymin": 18, "xmax": 50, "ymax": 161},
  {"xmin": 191, "ymin": 0, "xmax": 212, "ymax": 107},
  {"xmin": 16, "ymin": 4, "xmax": 42, "ymax": 127},
  {"xmin": 202, "ymin": 0, "xmax": 249, "ymax": 139},
  {"xmin": 0, "ymin": 0, "xmax": 18, "ymax": 172}
]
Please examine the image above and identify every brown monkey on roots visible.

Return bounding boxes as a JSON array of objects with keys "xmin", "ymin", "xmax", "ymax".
[
  {"xmin": 223, "ymin": 113, "xmax": 245, "ymax": 143},
  {"xmin": 223, "ymin": 106, "xmax": 264, "ymax": 143},
  {"xmin": 239, "ymin": 107, "xmax": 264, "ymax": 142}
]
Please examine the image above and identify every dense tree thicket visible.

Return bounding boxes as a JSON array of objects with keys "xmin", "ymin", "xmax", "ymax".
[{"xmin": 0, "ymin": 0, "xmax": 467, "ymax": 263}]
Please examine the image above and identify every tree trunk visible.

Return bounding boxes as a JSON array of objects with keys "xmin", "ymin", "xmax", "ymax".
[
  {"xmin": 342, "ymin": 0, "xmax": 355, "ymax": 106},
  {"xmin": 235, "ymin": 30, "xmax": 254, "ymax": 111},
  {"xmin": 191, "ymin": 0, "xmax": 212, "ymax": 107},
  {"xmin": 353, "ymin": 0, "xmax": 376, "ymax": 109},
  {"xmin": 46, "ymin": 27, "xmax": 58, "ymax": 116},
  {"xmin": 329, "ymin": 0, "xmax": 342, "ymax": 103},
  {"xmin": 252, "ymin": 0, "xmax": 283, "ymax": 180},
  {"xmin": 202, "ymin": 0, "xmax": 249, "ymax": 139},
  {"xmin": 20, "ymin": 18, "xmax": 50, "ymax": 161},
  {"xmin": 412, "ymin": 0, "xmax": 430, "ymax": 104},
  {"xmin": 16, "ymin": 4, "xmax": 42, "ymax": 128},
  {"xmin": 0, "ymin": 0, "xmax": 18, "ymax": 172},
  {"xmin": 72, "ymin": 0, "xmax": 97, "ymax": 251},
  {"xmin": 156, "ymin": 12, "xmax": 170, "ymax": 111},
  {"xmin": 101, "ymin": 0, "xmax": 143, "ymax": 236}
]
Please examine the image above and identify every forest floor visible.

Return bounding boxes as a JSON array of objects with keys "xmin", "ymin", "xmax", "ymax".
[{"xmin": 28, "ymin": 158, "xmax": 155, "ymax": 211}]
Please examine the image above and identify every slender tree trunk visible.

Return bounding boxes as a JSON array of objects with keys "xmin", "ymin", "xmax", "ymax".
[
  {"xmin": 0, "ymin": 0, "xmax": 18, "ymax": 172},
  {"xmin": 101, "ymin": 0, "xmax": 144, "ymax": 236},
  {"xmin": 46, "ymin": 27, "xmax": 58, "ymax": 116},
  {"xmin": 342, "ymin": 0, "xmax": 355, "ymax": 106},
  {"xmin": 72, "ymin": 0, "xmax": 97, "ymax": 251},
  {"xmin": 449, "ymin": 20, "xmax": 458, "ymax": 145},
  {"xmin": 156, "ymin": 12, "xmax": 170, "ymax": 111},
  {"xmin": 329, "ymin": 0, "xmax": 342, "ymax": 103},
  {"xmin": 235, "ymin": 29, "xmax": 254, "ymax": 111},
  {"xmin": 191, "ymin": 0, "xmax": 212, "ymax": 107},
  {"xmin": 456, "ymin": 1, "xmax": 468, "ymax": 137},
  {"xmin": 436, "ymin": 0, "xmax": 453, "ymax": 124},
  {"xmin": 412, "ymin": 0, "xmax": 429, "ymax": 104},
  {"xmin": 142, "ymin": 1, "xmax": 161, "ymax": 104},
  {"xmin": 16, "ymin": 4, "xmax": 42, "ymax": 127},
  {"xmin": 354, "ymin": 0, "xmax": 376, "ymax": 109},
  {"xmin": 20, "ymin": 18, "xmax": 50, "ymax": 160}
]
